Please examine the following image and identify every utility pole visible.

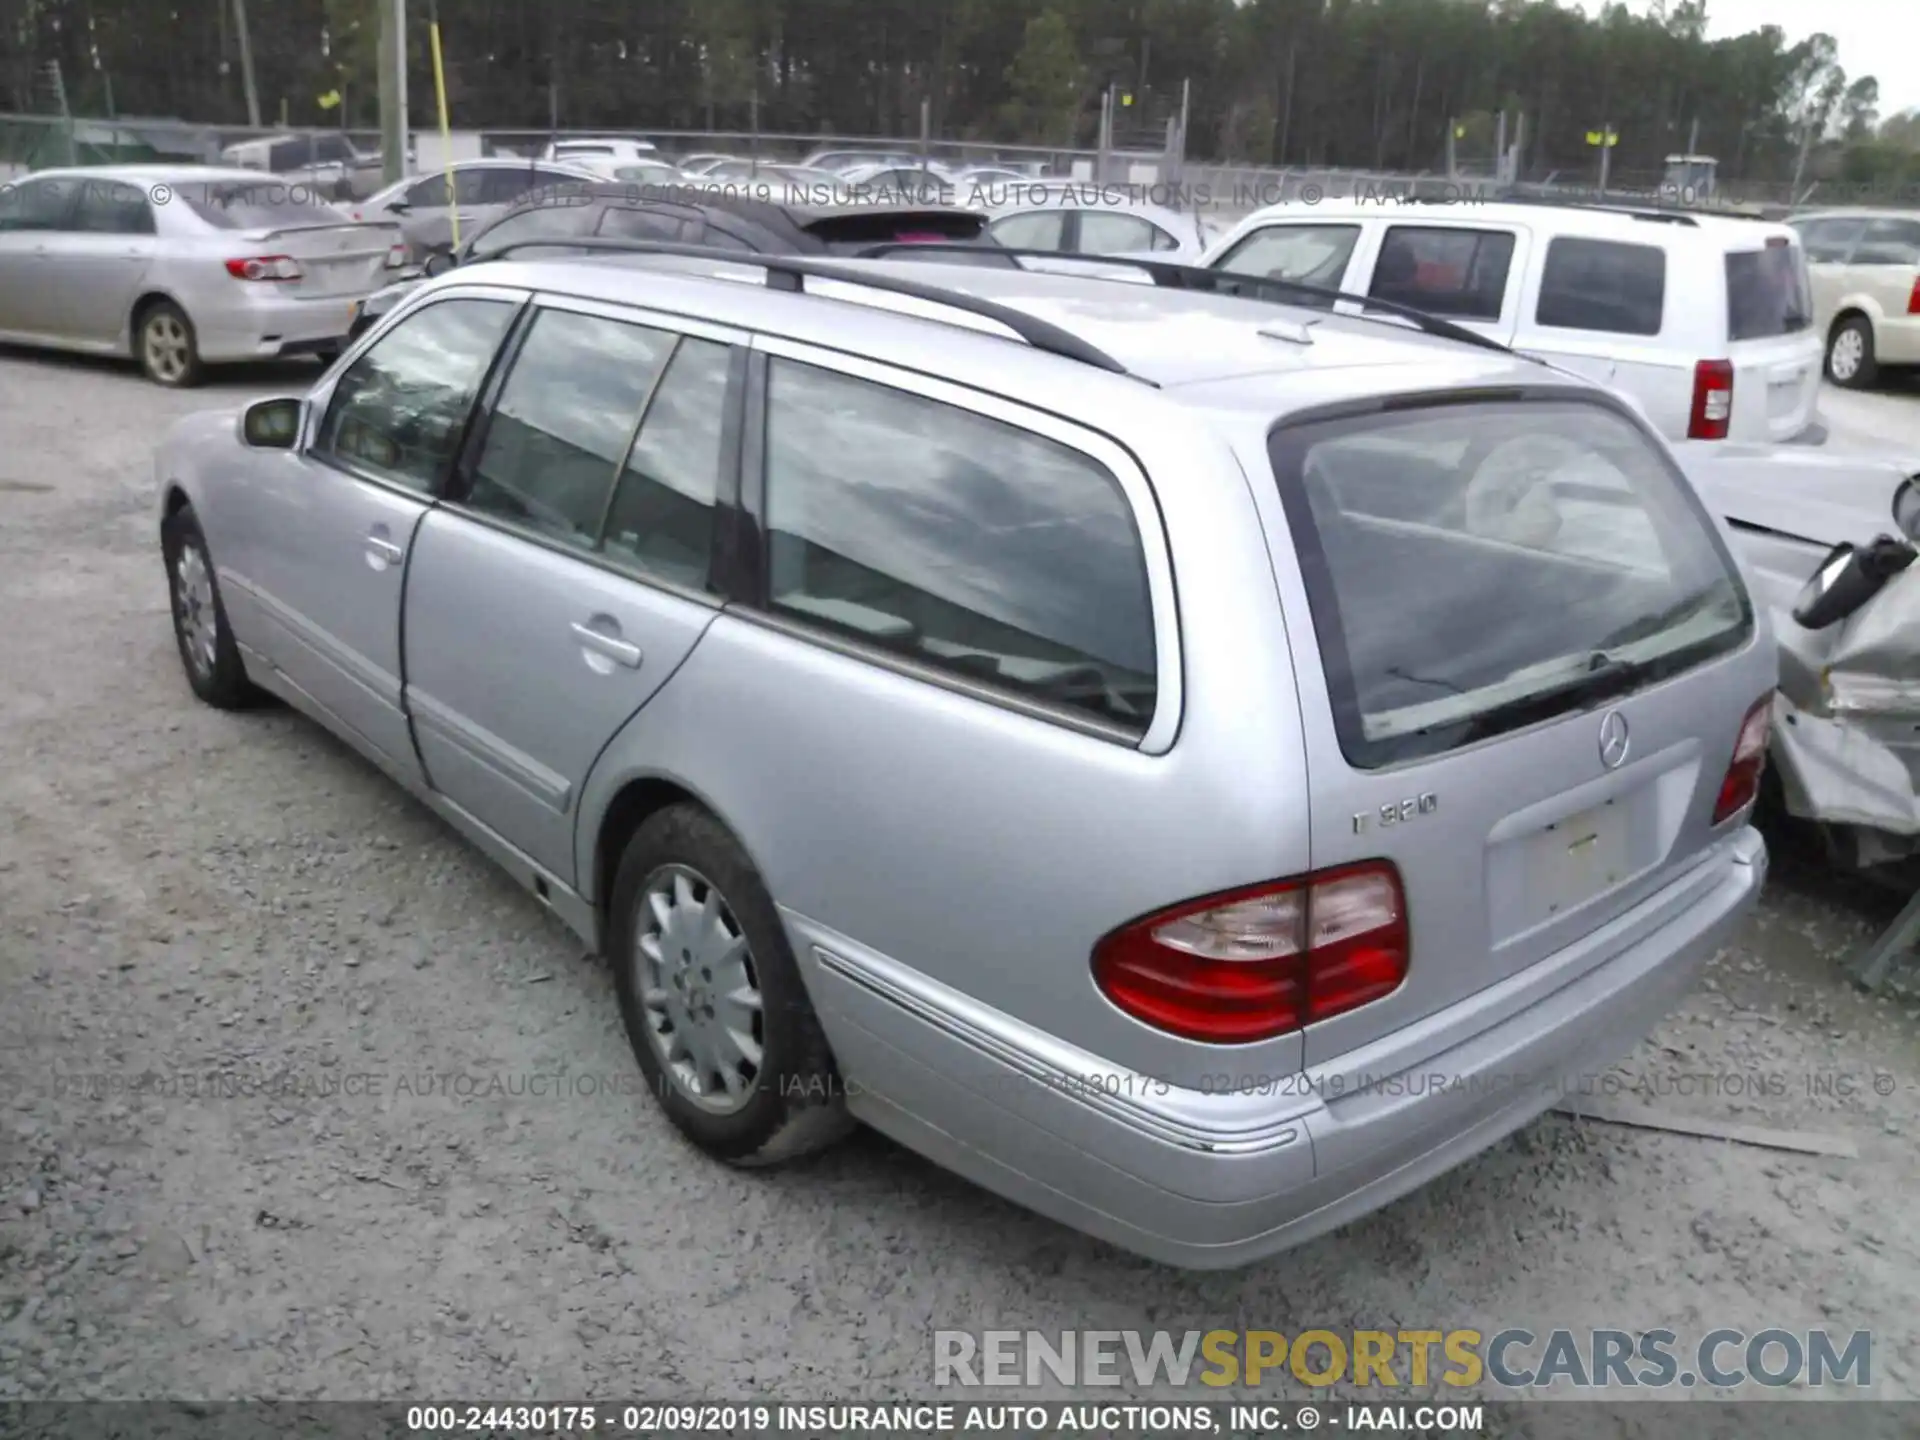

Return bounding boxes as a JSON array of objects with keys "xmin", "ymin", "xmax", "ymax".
[
  {"xmin": 231, "ymin": 0, "xmax": 261, "ymax": 128},
  {"xmin": 378, "ymin": 0, "xmax": 405, "ymax": 184}
]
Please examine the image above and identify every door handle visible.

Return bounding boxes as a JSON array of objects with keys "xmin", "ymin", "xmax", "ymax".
[
  {"xmin": 366, "ymin": 535, "xmax": 405, "ymax": 564},
  {"xmin": 571, "ymin": 622, "xmax": 642, "ymax": 669}
]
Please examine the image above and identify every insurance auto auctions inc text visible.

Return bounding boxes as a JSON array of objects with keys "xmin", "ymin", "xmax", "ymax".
[{"xmin": 934, "ymin": 1328, "xmax": 1872, "ymax": 1391}]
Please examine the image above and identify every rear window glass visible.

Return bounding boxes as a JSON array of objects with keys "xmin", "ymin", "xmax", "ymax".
[
  {"xmin": 1268, "ymin": 399, "xmax": 1750, "ymax": 768},
  {"xmin": 1535, "ymin": 237, "xmax": 1666, "ymax": 336},
  {"xmin": 1369, "ymin": 227, "xmax": 1515, "ymax": 321},
  {"xmin": 181, "ymin": 183, "xmax": 344, "ymax": 229},
  {"xmin": 1725, "ymin": 243, "xmax": 1812, "ymax": 341}
]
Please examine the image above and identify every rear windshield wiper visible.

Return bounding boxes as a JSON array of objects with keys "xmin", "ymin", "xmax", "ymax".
[
  {"xmin": 1588, "ymin": 588, "xmax": 1736, "ymax": 655},
  {"xmin": 1445, "ymin": 654, "xmax": 1643, "ymax": 745}
]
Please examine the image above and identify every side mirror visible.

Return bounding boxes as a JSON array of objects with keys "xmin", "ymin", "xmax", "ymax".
[
  {"xmin": 1792, "ymin": 537, "xmax": 1916, "ymax": 630},
  {"xmin": 1895, "ymin": 476, "xmax": 1920, "ymax": 543},
  {"xmin": 422, "ymin": 249, "xmax": 456, "ymax": 278},
  {"xmin": 386, "ymin": 200, "xmax": 410, "ymax": 215},
  {"xmin": 241, "ymin": 397, "xmax": 304, "ymax": 450}
]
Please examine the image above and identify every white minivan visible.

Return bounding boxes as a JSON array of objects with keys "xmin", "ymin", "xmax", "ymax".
[{"xmin": 1202, "ymin": 199, "xmax": 1824, "ymax": 445}]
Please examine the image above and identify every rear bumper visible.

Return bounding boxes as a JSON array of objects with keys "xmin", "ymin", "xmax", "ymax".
[
  {"xmin": 801, "ymin": 827, "xmax": 1765, "ymax": 1270},
  {"xmin": 195, "ymin": 291, "xmax": 371, "ymax": 363}
]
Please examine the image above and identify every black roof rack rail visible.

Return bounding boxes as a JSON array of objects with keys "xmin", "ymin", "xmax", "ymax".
[
  {"xmin": 482, "ymin": 236, "xmax": 1136, "ymax": 378},
  {"xmin": 853, "ymin": 243, "xmax": 1516, "ymax": 356}
]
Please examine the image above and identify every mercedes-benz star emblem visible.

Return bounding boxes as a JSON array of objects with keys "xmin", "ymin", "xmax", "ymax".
[{"xmin": 1598, "ymin": 710, "xmax": 1631, "ymax": 770}]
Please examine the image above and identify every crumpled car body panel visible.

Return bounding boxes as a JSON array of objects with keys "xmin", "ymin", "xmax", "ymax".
[{"xmin": 1672, "ymin": 440, "xmax": 1920, "ymax": 862}]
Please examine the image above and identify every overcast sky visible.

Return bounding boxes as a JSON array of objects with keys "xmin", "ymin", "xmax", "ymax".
[{"xmin": 1615, "ymin": 0, "xmax": 1919, "ymax": 120}]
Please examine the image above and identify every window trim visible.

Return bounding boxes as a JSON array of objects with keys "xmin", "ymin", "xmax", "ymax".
[
  {"xmin": 436, "ymin": 291, "xmax": 752, "ymax": 606},
  {"xmin": 304, "ymin": 287, "xmax": 530, "ymax": 501},
  {"xmin": 739, "ymin": 332, "xmax": 1184, "ymax": 753}
]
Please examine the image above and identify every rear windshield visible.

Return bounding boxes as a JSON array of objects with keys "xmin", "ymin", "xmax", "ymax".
[
  {"xmin": 1268, "ymin": 398, "xmax": 1751, "ymax": 768},
  {"xmin": 181, "ymin": 182, "xmax": 345, "ymax": 230},
  {"xmin": 1725, "ymin": 242, "xmax": 1812, "ymax": 341}
]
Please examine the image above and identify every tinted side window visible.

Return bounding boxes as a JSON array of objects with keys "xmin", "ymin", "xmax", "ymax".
[
  {"xmin": 464, "ymin": 310, "xmax": 677, "ymax": 547},
  {"xmin": 1370, "ymin": 226, "xmax": 1515, "ymax": 320},
  {"xmin": 1795, "ymin": 217, "xmax": 1864, "ymax": 263},
  {"xmin": 1854, "ymin": 219, "xmax": 1920, "ymax": 266},
  {"xmin": 988, "ymin": 211, "xmax": 1067, "ymax": 250},
  {"xmin": 603, "ymin": 338, "xmax": 733, "ymax": 588},
  {"xmin": 71, "ymin": 180, "xmax": 157, "ymax": 236},
  {"xmin": 477, "ymin": 168, "xmax": 542, "ymax": 205},
  {"xmin": 1535, "ymin": 237, "xmax": 1666, "ymax": 336},
  {"xmin": 0, "ymin": 177, "xmax": 77, "ymax": 231},
  {"xmin": 469, "ymin": 203, "xmax": 597, "ymax": 258},
  {"xmin": 762, "ymin": 359, "xmax": 1156, "ymax": 733},
  {"xmin": 596, "ymin": 206, "xmax": 692, "ymax": 241},
  {"xmin": 1212, "ymin": 224, "xmax": 1359, "ymax": 300},
  {"xmin": 317, "ymin": 299, "xmax": 517, "ymax": 493},
  {"xmin": 1077, "ymin": 212, "xmax": 1161, "ymax": 253}
]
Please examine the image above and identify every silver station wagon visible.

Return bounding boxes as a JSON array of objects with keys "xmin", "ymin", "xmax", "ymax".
[{"xmin": 153, "ymin": 245, "xmax": 1774, "ymax": 1268}]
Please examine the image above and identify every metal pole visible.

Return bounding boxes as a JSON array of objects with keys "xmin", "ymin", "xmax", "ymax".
[
  {"xmin": 231, "ymin": 0, "xmax": 261, "ymax": 129},
  {"xmin": 1176, "ymin": 76, "xmax": 1190, "ymax": 189},
  {"xmin": 1687, "ymin": 115, "xmax": 1700, "ymax": 155},
  {"xmin": 378, "ymin": 0, "xmax": 403, "ymax": 185},
  {"xmin": 1598, "ymin": 122, "xmax": 1613, "ymax": 194},
  {"xmin": 1494, "ymin": 110, "xmax": 1506, "ymax": 177},
  {"xmin": 1097, "ymin": 88, "xmax": 1112, "ymax": 183},
  {"xmin": 1445, "ymin": 117, "xmax": 1456, "ymax": 179},
  {"xmin": 395, "ymin": 0, "xmax": 409, "ymax": 174},
  {"xmin": 919, "ymin": 96, "xmax": 931, "ymax": 172}
]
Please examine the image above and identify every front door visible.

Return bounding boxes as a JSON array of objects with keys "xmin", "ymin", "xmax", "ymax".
[
  {"xmin": 0, "ymin": 176, "xmax": 81, "ymax": 336},
  {"xmin": 402, "ymin": 298, "xmax": 742, "ymax": 881},
  {"xmin": 242, "ymin": 292, "xmax": 521, "ymax": 782}
]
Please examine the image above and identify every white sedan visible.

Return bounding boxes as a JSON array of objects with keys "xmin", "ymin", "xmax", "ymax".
[{"xmin": 983, "ymin": 193, "xmax": 1213, "ymax": 262}]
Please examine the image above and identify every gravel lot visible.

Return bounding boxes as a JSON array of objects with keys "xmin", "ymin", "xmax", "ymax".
[{"xmin": 2, "ymin": 351, "xmax": 1919, "ymax": 1413}]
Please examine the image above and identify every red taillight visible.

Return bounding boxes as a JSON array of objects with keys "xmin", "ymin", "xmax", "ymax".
[
  {"xmin": 1713, "ymin": 695, "xmax": 1773, "ymax": 825},
  {"xmin": 1688, "ymin": 359, "xmax": 1734, "ymax": 440},
  {"xmin": 1092, "ymin": 862, "xmax": 1408, "ymax": 1044},
  {"xmin": 1907, "ymin": 277, "xmax": 1920, "ymax": 316},
  {"xmin": 224, "ymin": 255, "xmax": 303, "ymax": 282}
]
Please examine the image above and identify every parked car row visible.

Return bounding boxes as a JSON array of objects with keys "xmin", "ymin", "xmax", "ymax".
[{"xmin": 1789, "ymin": 209, "xmax": 1920, "ymax": 390}]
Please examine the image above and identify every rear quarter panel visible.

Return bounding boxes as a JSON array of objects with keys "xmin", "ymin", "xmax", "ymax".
[{"xmin": 574, "ymin": 393, "xmax": 1318, "ymax": 1089}]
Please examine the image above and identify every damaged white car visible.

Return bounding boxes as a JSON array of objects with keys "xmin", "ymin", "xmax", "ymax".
[{"xmin": 1680, "ymin": 445, "xmax": 1920, "ymax": 870}]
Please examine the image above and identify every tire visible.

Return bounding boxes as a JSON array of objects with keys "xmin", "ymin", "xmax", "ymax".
[
  {"xmin": 607, "ymin": 805, "xmax": 854, "ymax": 1167},
  {"xmin": 160, "ymin": 505, "xmax": 263, "ymax": 710},
  {"xmin": 137, "ymin": 300, "xmax": 205, "ymax": 388},
  {"xmin": 1825, "ymin": 315, "xmax": 1879, "ymax": 390}
]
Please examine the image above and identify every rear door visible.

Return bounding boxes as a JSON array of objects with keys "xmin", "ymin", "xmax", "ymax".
[
  {"xmin": 1722, "ymin": 232, "xmax": 1820, "ymax": 442},
  {"xmin": 1848, "ymin": 216, "xmax": 1920, "ymax": 336},
  {"xmin": 1362, "ymin": 221, "xmax": 1530, "ymax": 346},
  {"xmin": 402, "ymin": 297, "xmax": 742, "ymax": 881},
  {"xmin": 1794, "ymin": 216, "xmax": 1867, "ymax": 332},
  {"xmin": 1260, "ymin": 393, "xmax": 1765, "ymax": 1066},
  {"xmin": 0, "ymin": 175, "xmax": 81, "ymax": 335}
]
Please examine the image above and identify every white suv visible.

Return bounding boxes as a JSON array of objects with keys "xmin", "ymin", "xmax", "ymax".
[
  {"xmin": 538, "ymin": 137, "xmax": 660, "ymax": 166},
  {"xmin": 1203, "ymin": 199, "xmax": 1824, "ymax": 446}
]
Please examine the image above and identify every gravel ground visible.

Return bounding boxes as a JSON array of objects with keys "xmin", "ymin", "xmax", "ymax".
[{"xmin": 2, "ymin": 351, "xmax": 1919, "ymax": 1413}]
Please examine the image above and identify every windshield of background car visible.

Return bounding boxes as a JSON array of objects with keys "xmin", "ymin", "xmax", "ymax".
[{"xmin": 1267, "ymin": 397, "xmax": 1752, "ymax": 768}]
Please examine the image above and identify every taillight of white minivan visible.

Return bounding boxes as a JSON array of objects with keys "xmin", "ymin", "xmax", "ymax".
[{"xmin": 1688, "ymin": 359, "xmax": 1734, "ymax": 440}]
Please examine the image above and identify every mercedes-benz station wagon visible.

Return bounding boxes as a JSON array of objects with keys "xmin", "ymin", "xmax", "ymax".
[{"xmin": 153, "ymin": 249, "xmax": 1773, "ymax": 1268}]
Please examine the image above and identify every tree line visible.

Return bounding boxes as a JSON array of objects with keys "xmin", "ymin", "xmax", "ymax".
[{"xmin": 5, "ymin": 0, "xmax": 1917, "ymax": 186}]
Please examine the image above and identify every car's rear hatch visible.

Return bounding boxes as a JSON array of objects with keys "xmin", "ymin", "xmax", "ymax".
[
  {"xmin": 1262, "ymin": 392, "xmax": 1769, "ymax": 1068},
  {"xmin": 1722, "ymin": 233, "xmax": 1821, "ymax": 442}
]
